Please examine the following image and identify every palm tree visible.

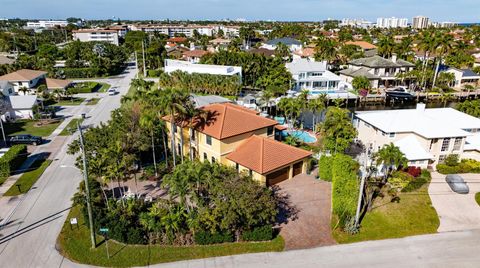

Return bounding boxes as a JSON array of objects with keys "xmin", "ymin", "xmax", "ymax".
[
  {"xmin": 417, "ymin": 30, "xmax": 436, "ymax": 89},
  {"xmin": 260, "ymin": 89, "xmax": 274, "ymax": 115},
  {"xmin": 314, "ymin": 36, "xmax": 338, "ymax": 65},
  {"xmin": 440, "ymin": 92, "xmax": 455, "ymax": 108},
  {"xmin": 373, "ymin": 143, "xmax": 408, "ymax": 177},
  {"xmin": 139, "ymin": 112, "xmax": 158, "ymax": 177},
  {"xmin": 432, "ymin": 32, "xmax": 454, "ymax": 88},
  {"xmin": 308, "ymin": 97, "xmax": 325, "ymax": 130},
  {"xmin": 377, "ymin": 35, "xmax": 395, "ymax": 58},
  {"xmin": 278, "ymin": 97, "xmax": 301, "ymax": 131},
  {"xmin": 18, "ymin": 86, "xmax": 30, "ymax": 96}
]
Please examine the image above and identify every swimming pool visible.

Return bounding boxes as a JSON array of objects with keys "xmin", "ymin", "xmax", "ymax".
[
  {"xmin": 274, "ymin": 116, "xmax": 286, "ymax": 125},
  {"xmin": 283, "ymin": 130, "xmax": 317, "ymax": 143}
]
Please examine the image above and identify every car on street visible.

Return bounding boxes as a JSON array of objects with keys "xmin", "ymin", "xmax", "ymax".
[
  {"xmin": 445, "ymin": 174, "xmax": 469, "ymax": 194},
  {"xmin": 9, "ymin": 134, "xmax": 43, "ymax": 146},
  {"xmin": 108, "ymin": 87, "xmax": 118, "ymax": 96}
]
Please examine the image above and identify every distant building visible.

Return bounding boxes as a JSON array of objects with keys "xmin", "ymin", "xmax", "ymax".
[
  {"xmin": 340, "ymin": 18, "xmax": 374, "ymax": 28},
  {"xmin": 72, "ymin": 29, "xmax": 119, "ymax": 45},
  {"xmin": 182, "ymin": 50, "xmax": 209, "ymax": 63},
  {"xmin": 26, "ymin": 20, "xmax": 68, "ymax": 29},
  {"xmin": 376, "ymin": 17, "xmax": 408, "ymax": 28},
  {"xmin": 443, "ymin": 68, "xmax": 480, "ymax": 89},
  {"xmin": 164, "ymin": 59, "xmax": 242, "ymax": 81},
  {"xmin": 412, "ymin": 16, "xmax": 430, "ymax": 29},
  {"xmin": 286, "ymin": 59, "xmax": 342, "ymax": 93},
  {"xmin": 261, "ymin": 38, "xmax": 302, "ymax": 51}
]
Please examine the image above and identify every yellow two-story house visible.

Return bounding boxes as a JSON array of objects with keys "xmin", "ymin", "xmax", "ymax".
[{"xmin": 164, "ymin": 103, "xmax": 312, "ymax": 186}]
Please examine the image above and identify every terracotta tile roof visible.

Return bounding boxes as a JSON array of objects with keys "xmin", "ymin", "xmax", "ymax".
[
  {"xmin": 248, "ymin": 48, "xmax": 275, "ymax": 57},
  {"xmin": 0, "ymin": 69, "xmax": 47, "ymax": 82},
  {"xmin": 182, "ymin": 50, "xmax": 209, "ymax": 58},
  {"xmin": 167, "ymin": 37, "xmax": 188, "ymax": 43},
  {"xmin": 196, "ymin": 103, "xmax": 276, "ymax": 140},
  {"xmin": 227, "ymin": 135, "xmax": 312, "ymax": 174},
  {"xmin": 46, "ymin": 78, "xmax": 72, "ymax": 89},
  {"xmin": 293, "ymin": 47, "xmax": 315, "ymax": 57},
  {"xmin": 345, "ymin": 41, "xmax": 377, "ymax": 50}
]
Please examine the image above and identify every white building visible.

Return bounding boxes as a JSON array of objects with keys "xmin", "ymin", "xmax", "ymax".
[
  {"xmin": 8, "ymin": 95, "xmax": 40, "ymax": 119},
  {"xmin": 26, "ymin": 20, "xmax": 68, "ymax": 29},
  {"xmin": 376, "ymin": 17, "xmax": 408, "ymax": 28},
  {"xmin": 129, "ymin": 24, "xmax": 222, "ymax": 37},
  {"xmin": 0, "ymin": 69, "xmax": 47, "ymax": 94},
  {"xmin": 286, "ymin": 59, "xmax": 342, "ymax": 94},
  {"xmin": 164, "ymin": 59, "xmax": 242, "ymax": 81},
  {"xmin": 261, "ymin": 38, "xmax": 302, "ymax": 52},
  {"xmin": 72, "ymin": 29, "xmax": 119, "ymax": 45},
  {"xmin": 412, "ymin": 16, "xmax": 430, "ymax": 29},
  {"xmin": 341, "ymin": 18, "xmax": 374, "ymax": 28},
  {"xmin": 355, "ymin": 104, "xmax": 480, "ymax": 168},
  {"xmin": 443, "ymin": 68, "xmax": 480, "ymax": 89}
]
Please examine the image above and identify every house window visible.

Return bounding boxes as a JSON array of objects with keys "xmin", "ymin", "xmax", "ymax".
[
  {"xmin": 310, "ymin": 72, "xmax": 323, "ymax": 77},
  {"xmin": 441, "ymin": 138, "xmax": 451, "ymax": 152},
  {"xmin": 203, "ymin": 153, "xmax": 208, "ymax": 161},
  {"xmin": 211, "ymin": 156, "xmax": 215, "ymax": 163},
  {"xmin": 267, "ymin": 126, "xmax": 274, "ymax": 136},
  {"xmin": 389, "ymin": 133, "xmax": 395, "ymax": 138},
  {"xmin": 190, "ymin": 129, "xmax": 195, "ymax": 141},
  {"xmin": 374, "ymin": 69, "xmax": 379, "ymax": 75},
  {"xmin": 206, "ymin": 135, "xmax": 212, "ymax": 145},
  {"xmin": 249, "ymin": 169, "xmax": 253, "ymax": 177},
  {"xmin": 438, "ymin": 155, "xmax": 446, "ymax": 163},
  {"xmin": 18, "ymin": 82, "xmax": 23, "ymax": 86},
  {"xmin": 453, "ymin": 137, "xmax": 462, "ymax": 151},
  {"xmin": 236, "ymin": 163, "xmax": 239, "ymax": 172}
]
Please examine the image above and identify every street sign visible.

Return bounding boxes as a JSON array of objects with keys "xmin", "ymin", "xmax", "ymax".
[
  {"xmin": 99, "ymin": 228, "xmax": 109, "ymax": 233},
  {"xmin": 70, "ymin": 218, "xmax": 78, "ymax": 225}
]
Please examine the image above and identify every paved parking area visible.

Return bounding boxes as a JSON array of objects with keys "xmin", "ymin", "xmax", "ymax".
[
  {"xmin": 429, "ymin": 172, "xmax": 480, "ymax": 232},
  {"xmin": 277, "ymin": 174, "xmax": 335, "ymax": 250}
]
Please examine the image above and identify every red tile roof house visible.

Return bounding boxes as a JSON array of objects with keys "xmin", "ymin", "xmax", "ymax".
[
  {"xmin": 182, "ymin": 49, "xmax": 209, "ymax": 63},
  {"xmin": 164, "ymin": 103, "xmax": 312, "ymax": 186}
]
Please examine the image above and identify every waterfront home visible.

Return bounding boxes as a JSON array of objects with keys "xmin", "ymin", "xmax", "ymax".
[
  {"xmin": 354, "ymin": 103, "xmax": 480, "ymax": 168},
  {"xmin": 163, "ymin": 103, "xmax": 312, "ymax": 186},
  {"xmin": 443, "ymin": 68, "xmax": 480, "ymax": 89},
  {"xmin": 339, "ymin": 55, "xmax": 415, "ymax": 89},
  {"xmin": 286, "ymin": 58, "xmax": 342, "ymax": 94}
]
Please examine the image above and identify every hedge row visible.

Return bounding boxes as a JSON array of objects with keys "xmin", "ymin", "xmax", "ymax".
[
  {"xmin": 0, "ymin": 145, "xmax": 28, "ymax": 184},
  {"xmin": 241, "ymin": 225, "xmax": 274, "ymax": 241},
  {"xmin": 331, "ymin": 154, "xmax": 359, "ymax": 228},
  {"xmin": 71, "ymin": 82, "xmax": 99, "ymax": 93},
  {"xmin": 437, "ymin": 159, "xmax": 480, "ymax": 174},
  {"xmin": 318, "ymin": 155, "xmax": 333, "ymax": 181},
  {"xmin": 61, "ymin": 68, "xmax": 101, "ymax": 78},
  {"xmin": 194, "ymin": 231, "xmax": 234, "ymax": 245}
]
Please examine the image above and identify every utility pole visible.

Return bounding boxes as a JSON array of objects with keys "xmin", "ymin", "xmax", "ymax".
[
  {"xmin": 0, "ymin": 119, "xmax": 6, "ymax": 147},
  {"xmin": 354, "ymin": 149, "xmax": 368, "ymax": 228},
  {"xmin": 142, "ymin": 40, "xmax": 147, "ymax": 77},
  {"xmin": 78, "ymin": 123, "xmax": 96, "ymax": 249},
  {"xmin": 134, "ymin": 51, "xmax": 139, "ymax": 78}
]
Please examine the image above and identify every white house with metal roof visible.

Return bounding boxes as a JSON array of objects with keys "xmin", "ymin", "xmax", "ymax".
[
  {"xmin": 443, "ymin": 68, "xmax": 480, "ymax": 89},
  {"xmin": 261, "ymin": 38, "xmax": 303, "ymax": 51},
  {"xmin": 286, "ymin": 58, "xmax": 343, "ymax": 94},
  {"xmin": 164, "ymin": 60, "xmax": 242, "ymax": 82},
  {"xmin": 354, "ymin": 103, "xmax": 480, "ymax": 168},
  {"xmin": 339, "ymin": 55, "xmax": 415, "ymax": 89}
]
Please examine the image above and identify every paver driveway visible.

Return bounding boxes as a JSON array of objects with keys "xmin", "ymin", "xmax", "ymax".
[
  {"xmin": 429, "ymin": 172, "xmax": 480, "ymax": 232},
  {"xmin": 276, "ymin": 174, "xmax": 335, "ymax": 250}
]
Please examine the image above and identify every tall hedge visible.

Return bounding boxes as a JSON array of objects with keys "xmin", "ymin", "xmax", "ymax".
[
  {"xmin": 0, "ymin": 145, "xmax": 28, "ymax": 183},
  {"xmin": 332, "ymin": 154, "xmax": 359, "ymax": 228},
  {"xmin": 318, "ymin": 155, "xmax": 333, "ymax": 181}
]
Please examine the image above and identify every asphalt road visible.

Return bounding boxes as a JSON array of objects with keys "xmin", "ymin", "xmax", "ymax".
[{"xmin": 0, "ymin": 65, "xmax": 137, "ymax": 268}]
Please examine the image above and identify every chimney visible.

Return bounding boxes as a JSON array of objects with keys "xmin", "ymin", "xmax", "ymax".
[
  {"xmin": 416, "ymin": 103, "xmax": 426, "ymax": 112},
  {"xmin": 392, "ymin": 53, "xmax": 397, "ymax": 63}
]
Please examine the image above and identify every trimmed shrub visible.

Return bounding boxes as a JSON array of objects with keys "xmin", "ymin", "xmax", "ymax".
[
  {"xmin": 331, "ymin": 154, "xmax": 359, "ymax": 229},
  {"xmin": 61, "ymin": 68, "xmax": 101, "ymax": 78},
  {"xmin": 71, "ymin": 82, "xmax": 99, "ymax": 93},
  {"xmin": 147, "ymin": 69, "xmax": 163, "ymax": 77},
  {"xmin": 405, "ymin": 166, "xmax": 421, "ymax": 177},
  {"xmin": 318, "ymin": 155, "xmax": 333, "ymax": 181},
  {"xmin": 194, "ymin": 231, "xmax": 234, "ymax": 245},
  {"xmin": 0, "ymin": 145, "xmax": 28, "ymax": 183},
  {"xmin": 445, "ymin": 154, "xmax": 459, "ymax": 166},
  {"xmin": 241, "ymin": 225, "xmax": 273, "ymax": 241}
]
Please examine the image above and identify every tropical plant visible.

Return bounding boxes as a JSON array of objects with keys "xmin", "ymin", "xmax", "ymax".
[
  {"xmin": 320, "ymin": 107, "xmax": 357, "ymax": 153},
  {"xmin": 373, "ymin": 143, "xmax": 408, "ymax": 176}
]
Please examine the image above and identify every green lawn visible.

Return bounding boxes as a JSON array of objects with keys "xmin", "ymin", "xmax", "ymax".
[
  {"xmin": 59, "ymin": 119, "xmax": 84, "ymax": 136},
  {"xmin": 4, "ymin": 159, "xmax": 52, "ymax": 196},
  {"xmin": 86, "ymin": 98, "xmax": 100, "ymax": 106},
  {"xmin": 58, "ymin": 206, "xmax": 284, "ymax": 267},
  {"xmin": 45, "ymin": 98, "xmax": 86, "ymax": 106},
  {"xmin": 333, "ymin": 172, "xmax": 439, "ymax": 244},
  {"xmin": 476, "ymin": 192, "xmax": 480, "ymax": 206},
  {"xmin": 97, "ymin": 83, "xmax": 111, "ymax": 93},
  {"xmin": 4, "ymin": 119, "xmax": 63, "ymax": 137}
]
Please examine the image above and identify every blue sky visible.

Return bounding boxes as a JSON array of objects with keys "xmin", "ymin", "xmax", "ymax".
[{"xmin": 0, "ymin": 0, "xmax": 478, "ymax": 22}]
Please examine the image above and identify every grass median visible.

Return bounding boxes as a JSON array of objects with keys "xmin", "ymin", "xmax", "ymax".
[
  {"xmin": 86, "ymin": 98, "xmax": 100, "ymax": 106},
  {"xmin": 4, "ymin": 159, "xmax": 52, "ymax": 196},
  {"xmin": 333, "ymin": 171, "xmax": 439, "ymax": 244},
  {"xmin": 59, "ymin": 118, "xmax": 84, "ymax": 136},
  {"xmin": 57, "ymin": 206, "xmax": 284, "ymax": 267}
]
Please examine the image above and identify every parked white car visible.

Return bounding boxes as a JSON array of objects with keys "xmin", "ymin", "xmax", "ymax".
[{"xmin": 108, "ymin": 87, "xmax": 118, "ymax": 96}]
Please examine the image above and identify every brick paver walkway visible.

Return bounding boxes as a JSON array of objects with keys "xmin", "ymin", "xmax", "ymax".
[{"xmin": 277, "ymin": 174, "xmax": 336, "ymax": 250}]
